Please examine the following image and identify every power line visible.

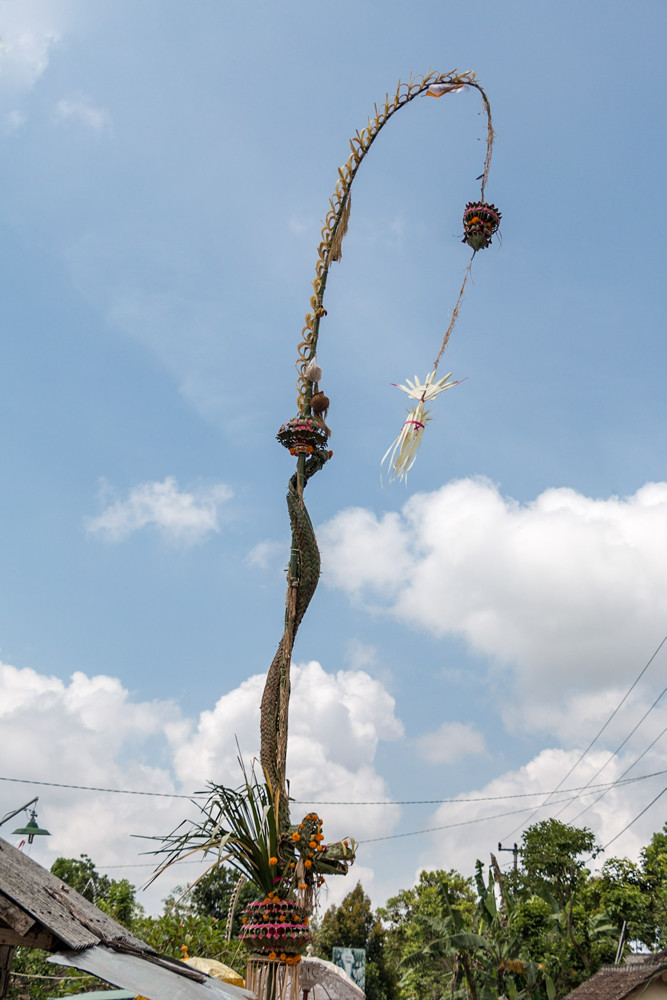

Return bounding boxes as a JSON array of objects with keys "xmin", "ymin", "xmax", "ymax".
[
  {"xmin": 296, "ymin": 770, "xmax": 664, "ymax": 805},
  {"xmin": 1, "ymin": 769, "xmax": 664, "ymax": 807},
  {"xmin": 567, "ymin": 726, "xmax": 666, "ymax": 825},
  {"xmin": 599, "ymin": 785, "xmax": 667, "ymax": 854},
  {"xmin": 553, "ymin": 689, "xmax": 666, "ymax": 822},
  {"xmin": 501, "ymin": 636, "xmax": 667, "ymax": 839},
  {"xmin": 360, "ymin": 774, "xmax": 666, "ymax": 847},
  {"xmin": 358, "ymin": 791, "xmax": 586, "ymax": 844},
  {"xmin": 0, "ymin": 775, "xmax": 199, "ymax": 799}
]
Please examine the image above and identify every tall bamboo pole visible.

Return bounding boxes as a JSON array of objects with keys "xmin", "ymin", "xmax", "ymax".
[{"xmin": 260, "ymin": 69, "xmax": 495, "ymax": 833}]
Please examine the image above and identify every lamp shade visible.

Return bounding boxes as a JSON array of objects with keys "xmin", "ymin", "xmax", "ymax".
[{"xmin": 13, "ymin": 810, "xmax": 50, "ymax": 843}]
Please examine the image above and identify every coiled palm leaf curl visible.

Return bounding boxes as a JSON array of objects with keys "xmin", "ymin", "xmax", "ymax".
[{"xmin": 260, "ymin": 450, "xmax": 330, "ymax": 831}]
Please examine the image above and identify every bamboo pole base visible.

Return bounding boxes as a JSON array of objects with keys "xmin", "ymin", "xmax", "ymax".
[{"xmin": 246, "ymin": 956, "xmax": 301, "ymax": 1000}]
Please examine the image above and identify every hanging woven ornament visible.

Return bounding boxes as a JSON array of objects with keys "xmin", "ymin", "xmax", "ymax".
[
  {"xmin": 462, "ymin": 201, "xmax": 501, "ymax": 251},
  {"xmin": 382, "ymin": 371, "xmax": 461, "ymax": 481},
  {"xmin": 290, "ymin": 72, "xmax": 501, "ymax": 484}
]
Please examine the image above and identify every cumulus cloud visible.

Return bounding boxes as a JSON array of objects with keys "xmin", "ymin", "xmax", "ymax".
[
  {"xmin": 170, "ymin": 660, "xmax": 404, "ymax": 842},
  {"xmin": 0, "ymin": 0, "xmax": 73, "ymax": 92},
  {"xmin": 54, "ymin": 96, "xmax": 111, "ymax": 133},
  {"xmin": 246, "ymin": 539, "xmax": 286, "ymax": 570},
  {"xmin": 0, "ymin": 30, "xmax": 59, "ymax": 90},
  {"xmin": 413, "ymin": 741, "xmax": 667, "ymax": 883},
  {"xmin": 319, "ymin": 478, "xmax": 667, "ymax": 730},
  {"xmin": 418, "ymin": 721, "xmax": 487, "ymax": 765},
  {"xmin": 0, "ymin": 656, "xmax": 404, "ymax": 912},
  {"xmin": 86, "ymin": 476, "xmax": 233, "ymax": 543}
]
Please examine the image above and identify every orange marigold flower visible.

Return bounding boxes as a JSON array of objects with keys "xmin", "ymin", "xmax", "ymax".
[
  {"xmin": 315, "ymin": 833, "xmax": 324, "ymax": 841},
  {"xmin": 292, "ymin": 831, "xmax": 300, "ymax": 841},
  {"xmin": 304, "ymin": 859, "xmax": 312, "ymax": 868},
  {"xmin": 308, "ymin": 841, "xmax": 316, "ymax": 849},
  {"xmin": 280, "ymin": 953, "xmax": 287, "ymax": 962},
  {"xmin": 269, "ymin": 857, "xmax": 278, "ymax": 866},
  {"xmin": 317, "ymin": 845, "xmax": 324, "ymax": 851},
  {"xmin": 298, "ymin": 883, "xmax": 307, "ymax": 890},
  {"xmin": 268, "ymin": 952, "xmax": 277, "ymax": 961},
  {"xmin": 290, "ymin": 862, "xmax": 295, "ymax": 868}
]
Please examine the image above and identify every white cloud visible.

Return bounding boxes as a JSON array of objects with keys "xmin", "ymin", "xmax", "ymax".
[
  {"xmin": 170, "ymin": 660, "xmax": 404, "ymax": 843},
  {"xmin": 246, "ymin": 539, "xmax": 286, "ymax": 570},
  {"xmin": 86, "ymin": 476, "xmax": 233, "ymax": 543},
  {"xmin": 344, "ymin": 640, "xmax": 378, "ymax": 671},
  {"xmin": 413, "ymin": 742, "xmax": 667, "ymax": 883},
  {"xmin": 418, "ymin": 721, "xmax": 487, "ymax": 764},
  {"xmin": 0, "ymin": 656, "xmax": 404, "ymax": 913},
  {"xmin": 54, "ymin": 96, "xmax": 111, "ymax": 133},
  {"xmin": 0, "ymin": 0, "xmax": 74, "ymax": 92},
  {"xmin": 319, "ymin": 478, "xmax": 667, "ymax": 730},
  {"xmin": 0, "ymin": 29, "xmax": 59, "ymax": 90}
]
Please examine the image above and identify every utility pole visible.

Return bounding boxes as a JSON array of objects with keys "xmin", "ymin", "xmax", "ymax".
[{"xmin": 498, "ymin": 841, "xmax": 519, "ymax": 871}]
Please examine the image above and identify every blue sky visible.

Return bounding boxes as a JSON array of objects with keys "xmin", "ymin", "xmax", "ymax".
[{"xmin": 0, "ymin": 0, "xmax": 665, "ymax": 914}]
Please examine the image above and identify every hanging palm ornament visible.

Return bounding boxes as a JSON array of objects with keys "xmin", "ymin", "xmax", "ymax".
[
  {"xmin": 463, "ymin": 201, "xmax": 502, "ymax": 251},
  {"xmin": 153, "ymin": 69, "xmax": 499, "ymax": 1000},
  {"xmin": 293, "ymin": 69, "xmax": 499, "ymax": 483}
]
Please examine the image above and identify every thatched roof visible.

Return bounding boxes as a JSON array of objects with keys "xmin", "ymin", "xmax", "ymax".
[{"xmin": 564, "ymin": 954, "xmax": 667, "ymax": 1000}]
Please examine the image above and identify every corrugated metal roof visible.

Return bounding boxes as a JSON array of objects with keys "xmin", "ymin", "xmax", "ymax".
[
  {"xmin": 47, "ymin": 990, "xmax": 135, "ymax": 1000},
  {"xmin": 49, "ymin": 945, "xmax": 255, "ymax": 1000}
]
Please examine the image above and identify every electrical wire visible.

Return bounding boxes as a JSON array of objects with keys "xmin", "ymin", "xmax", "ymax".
[
  {"xmin": 357, "ymin": 790, "xmax": 589, "ymax": 844},
  {"xmin": 598, "ymin": 785, "xmax": 667, "ymax": 854},
  {"xmin": 360, "ymin": 775, "xmax": 666, "ymax": 847},
  {"xmin": 501, "ymin": 636, "xmax": 667, "ymax": 839},
  {"xmin": 552, "ymin": 689, "xmax": 666, "ymax": 822},
  {"xmin": 566, "ymin": 725, "xmax": 666, "ymax": 825},
  {"xmin": 1, "ymin": 769, "xmax": 664, "ymax": 806}
]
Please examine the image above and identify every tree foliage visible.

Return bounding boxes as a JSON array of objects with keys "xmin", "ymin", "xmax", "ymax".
[
  {"xmin": 7, "ymin": 823, "xmax": 667, "ymax": 1000},
  {"xmin": 183, "ymin": 865, "xmax": 257, "ymax": 935},
  {"xmin": 50, "ymin": 854, "xmax": 141, "ymax": 925},
  {"xmin": 314, "ymin": 882, "xmax": 397, "ymax": 1000},
  {"xmin": 380, "ymin": 821, "xmax": 666, "ymax": 1000}
]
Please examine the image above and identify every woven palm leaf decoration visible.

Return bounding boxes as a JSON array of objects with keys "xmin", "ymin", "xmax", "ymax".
[{"xmin": 289, "ymin": 69, "xmax": 500, "ymax": 482}]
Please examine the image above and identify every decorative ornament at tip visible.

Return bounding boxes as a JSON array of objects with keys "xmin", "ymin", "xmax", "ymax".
[{"xmin": 382, "ymin": 370, "xmax": 462, "ymax": 482}]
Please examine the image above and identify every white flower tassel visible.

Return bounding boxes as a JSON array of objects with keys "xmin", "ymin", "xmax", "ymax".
[{"xmin": 381, "ymin": 371, "xmax": 461, "ymax": 482}]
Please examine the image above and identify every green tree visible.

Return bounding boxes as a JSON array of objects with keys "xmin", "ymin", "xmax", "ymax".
[
  {"xmin": 585, "ymin": 823, "xmax": 667, "ymax": 951},
  {"xmin": 315, "ymin": 883, "xmax": 397, "ymax": 1000},
  {"xmin": 50, "ymin": 854, "xmax": 141, "ymax": 926},
  {"xmin": 379, "ymin": 869, "xmax": 476, "ymax": 1000},
  {"xmin": 181, "ymin": 866, "xmax": 256, "ymax": 936},
  {"xmin": 132, "ymin": 907, "xmax": 248, "ymax": 974},
  {"xmin": 519, "ymin": 820, "xmax": 599, "ymax": 908},
  {"xmin": 640, "ymin": 823, "xmax": 667, "ymax": 948}
]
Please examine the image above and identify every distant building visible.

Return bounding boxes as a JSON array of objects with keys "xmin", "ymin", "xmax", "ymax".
[{"xmin": 564, "ymin": 952, "xmax": 667, "ymax": 1000}]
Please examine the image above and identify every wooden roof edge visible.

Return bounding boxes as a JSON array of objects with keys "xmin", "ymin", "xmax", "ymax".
[{"xmin": 0, "ymin": 837, "xmax": 150, "ymax": 953}]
